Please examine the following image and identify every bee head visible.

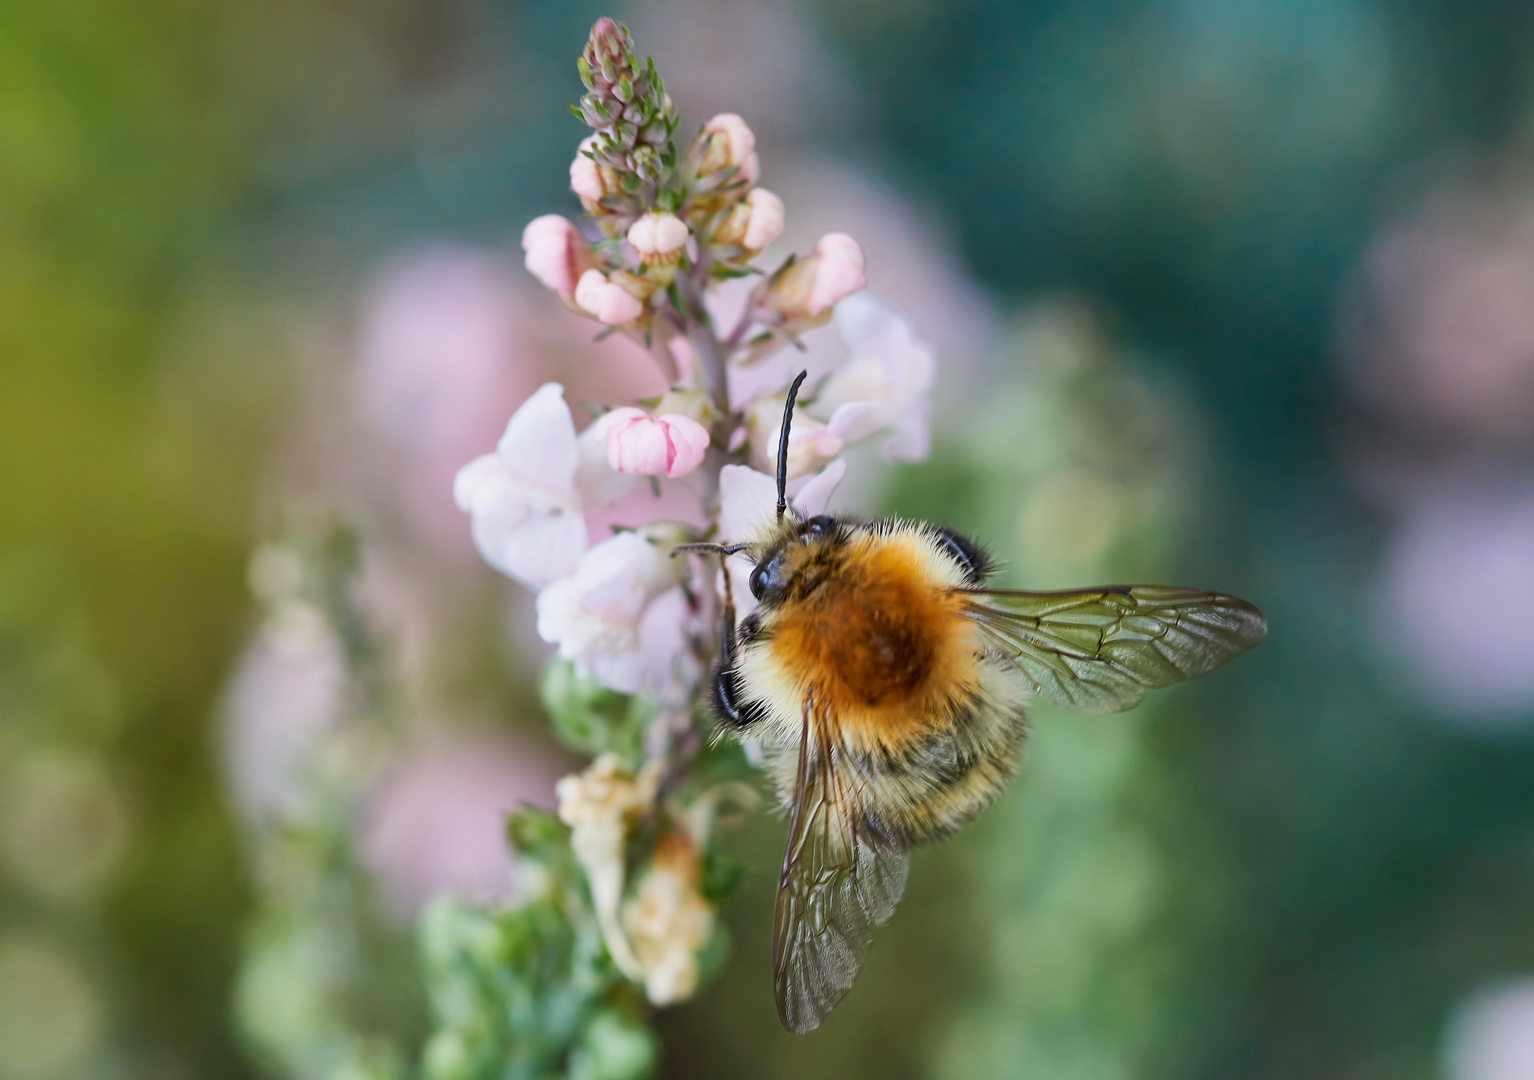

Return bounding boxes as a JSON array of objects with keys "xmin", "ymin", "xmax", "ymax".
[{"xmin": 747, "ymin": 514, "xmax": 846, "ymax": 604}]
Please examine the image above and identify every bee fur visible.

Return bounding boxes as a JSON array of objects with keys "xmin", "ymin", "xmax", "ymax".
[{"xmin": 715, "ymin": 512, "xmax": 1028, "ymax": 847}]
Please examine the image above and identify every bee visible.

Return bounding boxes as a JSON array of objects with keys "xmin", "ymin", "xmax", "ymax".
[{"xmin": 680, "ymin": 371, "xmax": 1267, "ymax": 1034}]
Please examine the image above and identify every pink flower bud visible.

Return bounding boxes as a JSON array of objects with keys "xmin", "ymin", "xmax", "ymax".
[
  {"xmin": 743, "ymin": 189, "xmax": 784, "ymax": 250},
  {"xmin": 761, "ymin": 232, "xmax": 866, "ymax": 323},
  {"xmin": 575, "ymin": 269, "xmax": 646, "ymax": 325},
  {"xmin": 570, "ymin": 137, "xmax": 622, "ymax": 212},
  {"xmin": 698, "ymin": 113, "xmax": 756, "ymax": 175},
  {"xmin": 806, "ymin": 233, "xmax": 866, "ymax": 313},
  {"xmin": 522, "ymin": 215, "xmax": 590, "ymax": 301},
  {"xmin": 627, "ymin": 211, "xmax": 689, "ymax": 261},
  {"xmin": 737, "ymin": 153, "xmax": 760, "ymax": 188},
  {"xmin": 604, "ymin": 409, "xmax": 711, "ymax": 478},
  {"xmin": 713, "ymin": 188, "xmax": 784, "ymax": 253}
]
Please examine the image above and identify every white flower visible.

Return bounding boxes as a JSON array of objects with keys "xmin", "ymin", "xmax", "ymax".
[
  {"xmin": 812, "ymin": 293, "xmax": 936, "ymax": 462},
  {"xmin": 453, "ymin": 384, "xmax": 596, "ymax": 589},
  {"xmin": 622, "ymin": 832, "xmax": 714, "ymax": 1005},
  {"xmin": 536, "ymin": 530, "xmax": 682, "ymax": 693}
]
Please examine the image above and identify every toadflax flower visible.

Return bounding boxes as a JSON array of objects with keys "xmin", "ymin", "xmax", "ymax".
[
  {"xmin": 622, "ymin": 831, "xmax": 715, "ymax": 1005},
  {"xmin": 453, "ymin": 384, "xmax": 590, "ymax": 588},
  {"xmin": 536, "ymin": 528, "xmax": 684, "ymax": 693},
  {"xmin": 811, "ymin": 294, "xmax": 937, "ymax": 462},
  {"xmin": 759, "ymin": 232, "xmax": 866, "ymax": 328},
  {"xmin": 557, "ymin": 754, "xmax": 661, "ymax": 981},
  {"xmin": 604, "ymin": 408, "xmax": 711, "ymax": 478}
]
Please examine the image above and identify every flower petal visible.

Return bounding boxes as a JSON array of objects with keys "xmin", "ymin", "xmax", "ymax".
[
  {"xmin": 791, "ymin": 459, "xmax": 846, "ymax": 519},
  {"xmin": 496, "ymin": 383, "xmax": 580, "ymax": 496}
]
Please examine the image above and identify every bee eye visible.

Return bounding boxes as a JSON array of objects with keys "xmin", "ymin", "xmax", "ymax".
[
  {"xmin": 748, "ymin": 561, "xmax": 769, "ymax": 600},
  {"xmin": 802, "ymin": 515, "xmax": 835, "ymax": 538}
]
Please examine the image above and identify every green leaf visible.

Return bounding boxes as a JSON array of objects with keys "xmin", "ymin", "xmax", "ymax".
[
  {"xmin": 539, "ymin": 659, "xmax": 653, "ymax": 761},
  {"xmin": 568, "ymin": 1008, "xmax": 657, "ymax": 1080},
  {"xmin": 506, "ymin": 804, "xmax": 567, "ymax": 860},
  {"xmin": 700, "ymin": 851, "xmax": 746, "ymax": 903}
]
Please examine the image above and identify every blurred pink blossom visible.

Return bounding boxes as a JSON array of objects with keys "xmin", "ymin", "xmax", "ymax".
[
  {"xmin": 1342, "ymin": 178, "xmax": 1534, "ymax": 443},
  {"xmin": 1442, "ymin": 979, "xmax": 1534, "ymax": 1080},
  {"xmin": 359, "ymin": 737, "xmax": 563, "ymax": 920},
  {"xmin": 1378, "ymin": 477, "xmax": 1534, "ymax": 720},
  {"xmin": 357, "ymin": 249, "xmax": 532, "ymax": 554},
  {"xmin": 604, "ymin": 409, "xmax": 711, "ymax": 478},
  {"xmin": 221, "ymin": 617, "xmax": 345, "ymax": 823}
]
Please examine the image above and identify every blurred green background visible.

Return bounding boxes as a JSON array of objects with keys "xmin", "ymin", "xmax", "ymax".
[{"xmin": 6, "ymin": 1, "xmax": 1534, "ymax": 1078}]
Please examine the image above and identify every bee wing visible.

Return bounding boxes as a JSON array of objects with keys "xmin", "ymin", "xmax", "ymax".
[
  {"xmin": 963, "ymin": 585, "xmax": 1266, "ymax": 713},
  {"xmin": 773, "ymin": 693, "xmax": 909, "ymax": 1034}
]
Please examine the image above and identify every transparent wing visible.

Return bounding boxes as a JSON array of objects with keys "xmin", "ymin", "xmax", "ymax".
[
  {"xmin": 772, "ymin": 694, "xmax": 909, "ymax": 1034},
  {"xmin": 964, "ymin": 584, "xmax": 1266, "ymax": 713}
]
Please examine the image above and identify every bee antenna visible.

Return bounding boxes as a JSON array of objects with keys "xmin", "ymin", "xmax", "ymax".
[{"xmin": 777, "ymin": 369, "xmax": 809, "ymax": 519}]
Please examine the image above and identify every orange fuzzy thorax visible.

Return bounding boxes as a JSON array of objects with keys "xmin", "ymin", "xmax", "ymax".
[{"xmin": 758, "ymin": 530, "xmax": 983, "ymax": 754}]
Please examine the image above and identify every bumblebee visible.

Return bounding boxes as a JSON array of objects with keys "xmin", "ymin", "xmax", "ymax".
[{"xmin": 682, "ymin": 372, "xmax": 1266, "ymax": 1034}]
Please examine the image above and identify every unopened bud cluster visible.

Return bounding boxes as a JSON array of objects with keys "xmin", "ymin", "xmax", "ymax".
[{"xmin": 528, "ymin": 17, "xmax": 863, "ymax": 342}]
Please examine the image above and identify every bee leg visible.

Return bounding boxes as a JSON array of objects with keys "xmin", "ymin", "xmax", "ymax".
[{"xmin": 712, "ymin": 557, "xmax": 765, "ymax": 730}]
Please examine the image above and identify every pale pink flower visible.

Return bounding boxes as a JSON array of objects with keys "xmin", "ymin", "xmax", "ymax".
[
  {"xmin": 453, "ymin": 384, "xmax": 589, "ymax": 588},
  {"xmin": 627, "ymin": 212, "xmax": 689, "ymax": 261},
  {"xmin": 603, "ymin": 408, "xmax": 711, "ymax": 478},
  {"xmin": 714, "ymin": 188, "xmax": 784, "ymax": 252},
  {"xmin": 761, "ymin": 232, "xmax": 866, "ymax": 324},
  {"xmin": 535, "ymin": 529, "xmax": 683, "ymax": 693},
  {"xmin": 575, "ymin": 269, "xmax": 646, "ymax": 325},
  {"xmin": 521, "ymin": 215, "xmax": 590, "ymax": 301},
  {"xmin": 813, "ymin": 294, "xmax": 937, "ymax": 462}
]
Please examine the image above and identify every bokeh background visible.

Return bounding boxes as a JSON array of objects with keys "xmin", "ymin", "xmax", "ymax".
[{"xmin": 6, "ymin": 1, "xmax": 1534, "ymax": 1077}]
